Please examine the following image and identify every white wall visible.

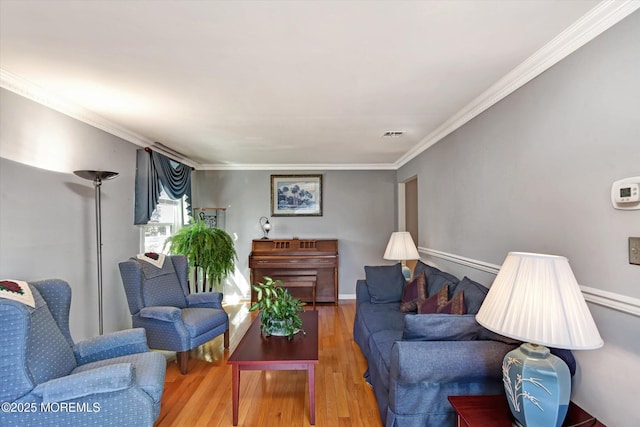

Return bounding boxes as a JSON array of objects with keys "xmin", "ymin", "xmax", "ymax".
[
  {"xmin": 397, "ymin": 11, "xmax": 640, "ymax": 427},
  {"xmin": 0, "ymin": 88, "xmax": 140, "ymax": 340},
  {"xmin": 193, "ymin": 169, "xmax": 397, "ymax": 300}
]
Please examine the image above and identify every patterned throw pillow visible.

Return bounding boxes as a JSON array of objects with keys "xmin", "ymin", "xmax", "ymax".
[
  {"xmin": 417, "ymin": 285, "xmax": 449, "ymax": 314},
  {"xmin": 417, "ymin": 286, "xmax": 466, "ymax": 315},
  {"xmin": 437, "ymin": 291, "xmax": 466, "ymax": 314},
  {"xmin": 400, "ymin": 271, "xmax": 427, "ymax": 312}
]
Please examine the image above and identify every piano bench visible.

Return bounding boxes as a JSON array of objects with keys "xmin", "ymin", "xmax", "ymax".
[{"xmin": 282, "ymin": 277, "xmax": 316, "ymax": 309}]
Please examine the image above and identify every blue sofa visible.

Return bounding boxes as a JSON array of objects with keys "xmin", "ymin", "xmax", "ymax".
[
  {"xmin": 353, "ymin": 261, "xmax": 519, "ymax": 427},
  {"xmin": 0, "ymin": 279, "xmax": 166, "ymax": 427}
]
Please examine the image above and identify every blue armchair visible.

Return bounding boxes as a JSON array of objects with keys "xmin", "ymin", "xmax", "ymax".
[
  {"xmin": 118, "ymin": 254, "xmax": 229, "ymax": 374},
  {"xmin": 0, "ymin": 279, "xmax": 166, "ymax": 427}
]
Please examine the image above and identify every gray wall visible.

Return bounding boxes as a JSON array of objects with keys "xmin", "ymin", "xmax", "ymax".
[
  {"xmin": 0, "ymin": 88, "xmax": 140, "ymax": 340},
  {"xmin": 193, "ymin": 169, "xmax": 397, "ymax": 299},
  {"xmin": 398, "ymin": 11, "xmax": 640, "ymax": 427}
]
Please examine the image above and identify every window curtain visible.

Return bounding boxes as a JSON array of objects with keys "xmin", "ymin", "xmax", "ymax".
[{"xmin": 134, "ymin": 148, "xmax": 192, "ymax": 225}]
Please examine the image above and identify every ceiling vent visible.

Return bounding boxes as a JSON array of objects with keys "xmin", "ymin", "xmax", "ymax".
[{"xmin": 382, "ymin": 131, "xmax": 404, "ymax": 138}]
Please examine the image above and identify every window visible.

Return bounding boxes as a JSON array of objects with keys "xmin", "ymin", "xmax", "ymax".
[{"xmin": 140, "ymin": 190, "xmax": 189, "ymax": 253}]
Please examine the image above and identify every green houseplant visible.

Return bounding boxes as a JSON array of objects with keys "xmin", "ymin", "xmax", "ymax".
[
  {"xmin": 164, "ymin": 218, "xmax": 237, "ymax": 292},
  {"xmin": 249, "ymin": 276, "xmax": 305, "ymax": 339}
]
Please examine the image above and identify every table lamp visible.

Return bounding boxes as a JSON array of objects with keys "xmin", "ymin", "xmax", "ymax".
[
  {"xmin": 259, "ymin": 216, "xmax": 271, "ymax": 239},
  {"xmin": 476, "ymin": 252, "xmax": 603, "ymax": 427},
  {"xmin": 383, "ymin": 231, "xmax": 419, "ymax": 279}
]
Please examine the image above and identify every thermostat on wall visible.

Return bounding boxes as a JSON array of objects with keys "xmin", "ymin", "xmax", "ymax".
[{"xmin": 611, "ymin": 176, "xmax": 640, "ymax": 210}]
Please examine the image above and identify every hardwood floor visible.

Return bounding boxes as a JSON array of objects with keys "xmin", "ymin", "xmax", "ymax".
[{"xmin": 155, "ymin": 301, "xmax": 381, "ymax": 427}]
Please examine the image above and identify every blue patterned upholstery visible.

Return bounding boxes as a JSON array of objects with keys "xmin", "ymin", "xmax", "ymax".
[
  {"xmin": 119, "ymin": 255, "xmax": 229, "ymax": 374},
  {"xmin": 0, "ymin": 279, "xmax": 166, "ymax": 427}
]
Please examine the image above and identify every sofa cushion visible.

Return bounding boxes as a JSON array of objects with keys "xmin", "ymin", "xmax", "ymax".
[
  {"xmin": 402, "ymin": 314, "xmax": 482, "ymax": 341},
  {"xmin": 358, "ymin": 302, "xmax": 406, "ymax": 336},
  {"xmin": 476, "ymin": 327, "xmax": 522, "ymax": 344},
  {"xmin": 426, "ymin": 271, "xmax": 459, "ymax": 297},
  {"xmin": 368, "ymin": 329, "xmax": 403, "ymax": 390},
  {"xmin": 181, "ymin": 307, "xmax": 228, "ymax": 337},
  {"xmin": 411, "ymin": 260, "xmax": 440, "ymax": 280},
  {"xmin": 400, "ymin": 271, "xmax": 427, "ymax": 313},
  {"xmin": 365, "ymin": 264, "xmax": 406, "ymax": 304},
  {"xmin": 450, "ymin": 276, "xmax": 488, "ymax": 314},
  {"xmin": 417, "ymin": 285, "xmax": 449, "ymax": 314}
]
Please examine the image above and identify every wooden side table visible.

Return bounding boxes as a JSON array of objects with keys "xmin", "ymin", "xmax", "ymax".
[{"xmin": 448, "ymin": 395, "xmax": 606, "ymax": 427}]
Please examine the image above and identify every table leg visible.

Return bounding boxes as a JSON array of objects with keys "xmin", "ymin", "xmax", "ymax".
[
  {"xmin": 232, "ymin": 365, "xmax": 240, "ymax": 426},
  {"xmin": 308, "ymin": 364, "xmax": 316, "ymax": 425}
]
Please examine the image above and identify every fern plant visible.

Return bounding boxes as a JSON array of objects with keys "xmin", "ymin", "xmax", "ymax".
[
  {"xmin": 250, "ymin": 276, "xmax": 305, "ymax": 339},
  {"xmin": 164, "ymin": 218, "xmax": 236, "ymax": 292}
]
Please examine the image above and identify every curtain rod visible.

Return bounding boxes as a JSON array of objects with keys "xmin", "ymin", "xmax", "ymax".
[{"xmin": 144, "ymin": 146, "xmax": 195, "ymax": 170}]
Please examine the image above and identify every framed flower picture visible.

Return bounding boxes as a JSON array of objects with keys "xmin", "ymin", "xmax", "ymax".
[{"xmin": 271, "ymin": 174, "xmax": 322, "ymax": 216}]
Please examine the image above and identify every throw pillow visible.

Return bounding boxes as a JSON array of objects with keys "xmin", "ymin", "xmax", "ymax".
[
  {"xmin": 399, "ymin": 271, "xmax": 427, "ymax": 312},
  {"xmin": 364, "ymin": 263, "xmax": 406, "ymax": 304},
  {"xmin": 402, "ymin": 313, "xmax": 482, "ymax": 341},
  {"xmin": 437, "ymin": 291, "xmax": 466, "ymax": 314},
  {"xmin": 411, "ymin": 260, "xmax": 440, "ymax": 281},
  {"xmin": 451, "ymin": 276, "xmax": 489, "ymax": 314},
  {"xmin": 417, "ymin": 285, "xmax": 449, "ymax": 314},
  {"xmin": 425, "ymin": 270, "xmax": 460, "ymax": 297}
]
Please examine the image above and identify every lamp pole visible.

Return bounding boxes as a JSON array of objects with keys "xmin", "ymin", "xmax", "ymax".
[{"xmin": 74, "ymin": 170, "xmax": 118, "ymax": 335}]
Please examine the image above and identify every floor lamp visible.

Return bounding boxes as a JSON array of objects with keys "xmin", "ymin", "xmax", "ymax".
[{"xmin": 74, "ymin": 170, "xmax": 119, "ymax": 335}]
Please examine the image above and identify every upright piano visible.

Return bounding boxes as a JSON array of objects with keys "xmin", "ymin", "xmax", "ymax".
[{"xmin": 249, "ymin": 238, "xmax": 339, "ymax": 305}]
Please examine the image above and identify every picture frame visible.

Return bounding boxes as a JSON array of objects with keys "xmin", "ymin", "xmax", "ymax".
[
  {"xmin": 271, "ymin": 174, "xmax": 323, "ymax": 217},
  {"xmin": 193, "ymin": 208, "xmax": 226, "ymax": 229}
]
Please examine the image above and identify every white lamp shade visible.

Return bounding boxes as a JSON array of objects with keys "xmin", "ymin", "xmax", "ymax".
[
  {"xmin": 383, "ymin": 232, "xmax": 419, "ymax": 261},
  {"xmin": 476, "ymin": 252, "xmax": 603, "ymax": 350}
]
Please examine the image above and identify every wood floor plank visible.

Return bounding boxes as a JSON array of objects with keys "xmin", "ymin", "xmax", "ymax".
[{"xmin": 154, "ymin": 301, "xmax": 380, "ymax": 427}]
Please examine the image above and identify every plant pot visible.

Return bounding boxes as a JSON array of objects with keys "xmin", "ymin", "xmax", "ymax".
[{"xmin": 266, "ymin": 320, "xmax": 301, "ymax": 337}]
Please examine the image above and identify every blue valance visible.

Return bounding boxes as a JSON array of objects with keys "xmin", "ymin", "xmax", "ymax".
[{"xmin": 134, "ymin": 148, "xmax": 192, "ymax": 225}]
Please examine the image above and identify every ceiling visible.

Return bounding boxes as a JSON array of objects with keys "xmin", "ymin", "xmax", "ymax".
[{"xmin": 0, "ymin": 0, "xmax": 632, "ymax": 169}]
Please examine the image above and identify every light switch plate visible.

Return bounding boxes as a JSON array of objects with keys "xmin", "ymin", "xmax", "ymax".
[{"xmin": 630, "ymin": 237, "xmax": 640, "ymax": 265}]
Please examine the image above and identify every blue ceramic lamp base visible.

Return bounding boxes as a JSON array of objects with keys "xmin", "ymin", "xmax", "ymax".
[{"xmin": 503, "ymin": 343, "xmax": 571, "ymax": 427}]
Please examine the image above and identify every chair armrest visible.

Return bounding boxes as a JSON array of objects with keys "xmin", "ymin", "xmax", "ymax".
[
  {"xmin": 186, "ymin": 292, "xmax": 223, "ymax": 309},
  {"xmin": 138, "ymin": 306, "xmax": 182, "ymax": 322},
  {"xmin": 74, "ymin": 328, "xmax": 150, "ymax": 365},
  {"xmin": 32, "ymin": 363, "xmax": 135, "ymax": 402},
  {"xmin": 390, "ymin": 340, "xmax": 516, "ymax": 384}
]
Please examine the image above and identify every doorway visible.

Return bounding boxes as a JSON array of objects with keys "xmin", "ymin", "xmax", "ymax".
[{"xmin": 399, "ymin": 176, "xmax": 419, "ymax": 272}]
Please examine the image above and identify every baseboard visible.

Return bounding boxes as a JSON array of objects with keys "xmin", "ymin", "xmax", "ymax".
[{"xmin": 418, "ymin": 247, "xmax": 640, "ymax": 318}]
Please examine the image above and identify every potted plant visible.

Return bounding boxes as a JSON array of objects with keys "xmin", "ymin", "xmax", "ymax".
[
  {"xmin": 249, "ymin": 276, "xmax": 306, "ymax": 339},
  {"xmin": 164, "ymin": 218, "xmax": 237, "ymax": 292}
]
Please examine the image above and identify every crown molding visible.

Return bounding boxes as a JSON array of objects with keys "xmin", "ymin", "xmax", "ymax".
[
  {"xmin": 197, "ymin": 162, "xmax": 396, "ymax": 171},
  {"xmin": 0, "ymin": 69, "xmax": 201, "ymax": 169},
  {"xmin": 0, "ymin": 69, "xmax": 156, "ymax": 149},
  {"xmin": 2, "ymin": 1, "xmax": 637, "ymax": 172},
  {"xmin": 394, "ymin": 0, "xmax": 640, "ymax": 169}
]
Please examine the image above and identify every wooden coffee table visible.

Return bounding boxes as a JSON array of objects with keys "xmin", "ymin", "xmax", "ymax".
[{"xmin": 227, "ymin": 310, "xmax": 319, "ymax": 425}]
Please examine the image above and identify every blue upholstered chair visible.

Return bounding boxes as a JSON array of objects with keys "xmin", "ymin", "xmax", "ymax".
[
  {"xmin": 118, "ymin": 254, "xmax": 229, "ymax": 374},
  {"xmin": 0, "ymin": 279, "xmax": 166, "ymax": 427}
]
